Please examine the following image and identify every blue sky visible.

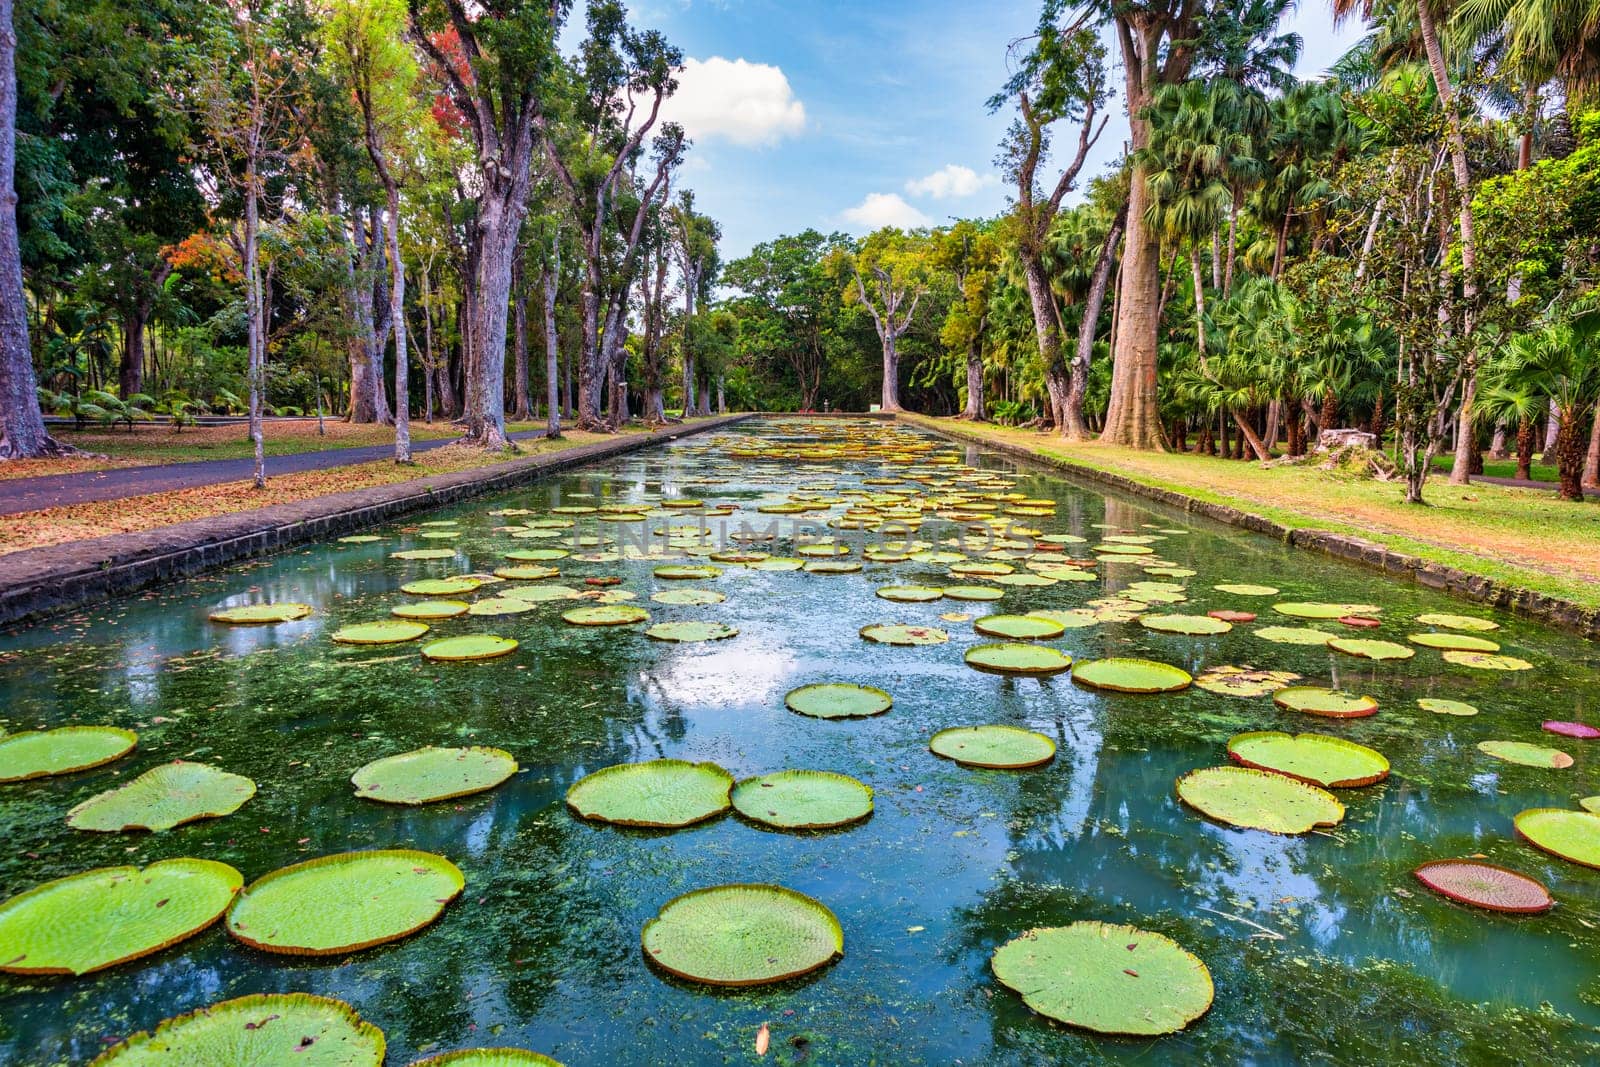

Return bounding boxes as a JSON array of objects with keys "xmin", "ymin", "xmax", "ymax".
[{"xmin": 613, "ymin": 0, "xmax": 1365, "ymax": 259}]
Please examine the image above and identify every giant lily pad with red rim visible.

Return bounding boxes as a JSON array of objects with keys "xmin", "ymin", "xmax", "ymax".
[
  {"xmin": 90, "ymin": 993, "xmax": 384, "ymax": 1067},
  {"xmin": 67, "ymin": 762, "xmax": 256, "ymax": 832},
  {"xmin": 1477, "ymin": 741, "xmax": 1572, "ymax": 768},
  {"xmin": 392, "ymin": 600, "xmax": 469, "ymax": 620},
  {"xmin": 1328, "ymin": 638, "xmax": 1415, "ymax": 661},
  {"xmin": 1412, "ymin": 860, "xmax": 1552, "ymax": 914},
  {"xmin": 392, "ymin": 548, "xmax": 459, "ymax": 560},
  {"xmin": 1544, "ymin": 721, "xmax": 1600, "ymax": 740},
  {"xmin": 1214, "ymin": 583, "xmax": 1278, "ymax": 596},
  {"xmin": 1274, "ymin": 602, "xmax": 1381, "ymax": 619},
  {"xmin": 651, "ymin": 589, "xmax": 726, "ymax": 606},
  {"xmin": 352, "ymin": 746, "xmax": 518, "ymax": 805},
  {"xmin": 964, "ymin": 643, "xmax": 1072, "ymax": 676},
  {"xmin": 1418, "ymin": 698, "xmax": 1479, "ymax": 716},
  {"xmin": 562, "ymin": 605, "xmax": 649, "ymax": 626},
  {"xmin": 566, "ymin": 759, "xmax": 733, "ymax": 827},
  {"xmin": 1253, "ymin": 626, "xmax": 1334, "ymax": 646},
  {"xmin": 645, "ymin": 621, "xmax": 738, "ymax": 643},
  {"xmin": 929, "ymin": 725, "xmax": 1056, "ymax": 769},
  {"xmin": 420, "ymin": 635, "xmax": 518, "ymax": 662},
  {"xmin": 1226, "ymin": 731, "xmax": 1389, "ymax": 787},
  {"xmin": 942, "ymin": 585, "xmax": 1004, "ymax": 602},
  {"xmin": 640, "ymin": 884, "xmax": 842, "ymax": 987},
  {"xmin": 1443, "ymin": 651, "xmax": 1532, "ymax": 671},
  {"xmin": 1273, "ymin": 687, "xmax": 1378, "ymax": 718},
  {"xmin": 1140, "ymin": 614, "xmax": 1232, "ymax": 636},
  {"xmin": 1071, "ymin": 658, "xmax": 1192, "ymax": 694},
  {"xmin": 730, "ymin": 771, "xmax": 873, "ymax": 830},
  {"xmin": 225, "ymin": 849, "xmax": 463, "ymax": 956},
  {"xmin": 1409, "ymin": 632, "xmax": 1500, "ymax": 652},
  {"xmin": 402, "ymin": 578, "xmax": 481, "ymax": 597},
  {"xmin": 654, "ymin": 565, "xmax": 723, "ymax": 580},
  {"xmin": 1194, "ymin": 666, "xmax": 1300, "ymax": 698},
  {"xmin": 1416, "ymin": 612, "xmax": 1499, "ymax": 632},
  {"xmin": 990, "ymin": 922, "xmax": 1213, "ymax": 1036},
  {"xmin": 0, "ymin": 726, "xmax": 137, "ymax": 782},
  {"xmin": 973, "ymin": 614, "xmax": 1067, "ymax": 640},
  {"xmin": 332, "ymin": 620, "xmax": 430, "ymax": 644},
  {"xmin": 0, "ymin": 858, "xmax": 242, "ymax": 976},
  {"xmin": 876, "ymin": 585, "xmax": 945, "ymax": 602},
  {"xmin": 784, "ymin": 683, "xmax": 892, "ymax": 719},
  {"xmin": 1175, "ymin": 765, "xmax": 1345, "ymax": 833},
  {"xmin": 860, "ymin": 623, "xmax": 949, "ymax": 646},
  {"xmin": 1515, "ymin": 808, "xmax": 1600, "ymax": 868},
  {"xmin": 208, "ymin": 603, "xmax": 313, "ymax": 625},
  {"xmin": 1209, "ymin": 609, "xmax": 1256, "ymax": 623},
  {"xmin": 409, "ymin": 1051, "xmax": 562, "ymax": 1067}
]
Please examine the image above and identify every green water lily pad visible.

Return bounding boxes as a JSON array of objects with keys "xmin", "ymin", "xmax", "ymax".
[
  {"xmin": 964, "ymin": 643, "xmax": 1073, "ymax": 676},
  {"xmin": 1193, "ymin": 666, "xmax": 1301, "ymax": 698},
  {"xmin": 1025, "ymin": 608, "xmax": 1101, "ymax": 630},
  {"xmin": 562, "ymin": 605, "xmax": 650, "ymax": 626},
  {"xmin": 973, "ymin": 614, "xmax": 1067, "ymax": 640},
  {"xmin": 352, "ymin": 747, "xmax": 518, "ymax": 805},
  {"xmin": 1253, "ymin": 626, "xmax": 1333, "ymax": 646},
  {"xmin": 391, "ymin": 548, "xmax": 459, "ymax": 560},
  {"xmin": 420, "ymin": 635, "xmax": 518, "ymax": 661},
  {"xmin": 991, "ymin": 922, "xmax": 1213, "ymax": 1036},
  {"xmin": 1443, "ymin": 651, "xmax": 1533, "ymax": 671},
  {"xmin": 338, "ymin": 535, "xmax": 382, "ymax": 544},
  {"xmin": 1071, "ymin": 658, "xmax": 1192, "ymax": 694},
  {"xmin": 226, "ymin": 849, "xmax": 463, "ymax": 956},
  {"xmin": 0, "ymin": 858, "xmax": 242, "ymax": 975},
  {"xmin": 750, "ymin": 557, "xmax": 805, "ymax": 571},
  {"xmin": 402, "ymin": 578, "xmax": 481, "ymax": 596},
  {"xmin": 645, "ymin": 621, "xmax": 738, "ymax": 643},
  {"xmin": 929, "ymin": 725, "xmax": 1056, "ymax": 769},
  {"xmin": 1274, "ymin": 602, "xmax": 1380, "ymax": 619},
  {"xmin": 502, "ymin": 584, "xmax": 580, "ymax": 603},
  {"xmin": 1273, "ymin": 687, "xmax": 1378, "ymax": 718},
  {"xmin": 332, "ymin": 620, "xmax": 430, "ymax": 645},
  {"xmin": 650, "ymin": 589, "xmax": 726, "ymax": 606},
  {"xmin": 991, "ymin": 572, "xmax": 1056, "ymax": 587},
  {"xmin": 1416, "ymin": 613, "xmax": 1499, "ymax": 632},
  {"xmin": 641, "ymin": 883, "xmax": 842, "ymax": 987},
  {"xmin": 1409, "ymin": 632, "xmax": 1501, "ymax": 652},
  {"xmin": 467, "ymin": 597, "xmax": 535, "ymax": 617},
  {"xmin": 392, "ymin": 600, "xmax": 469, "ymax": 620},
  {"xmin": 208, "ymin": 603, "xmax": 313, "ymax": 625},
  {"xmin": 0, "ymin": 726, "xmax": 137, "ymax": 782},
  {"xmin": 494, "ymin": 565, "xmax": 561, "ymax": 581},
  {"xmin": 941, "ymin": 585, "xmax": 1004, "ymax": 602},
  {"xmin": 1516, "ymin": 808, "xmax": 1600, "ymax": 868},
  {"xmin": 876, "ymin": 585, "xmax": 945, "ymax": 602},
  {"xmin": 1176, "ymin": 765, "xmax": 1345, "ymax": 833},
  {"xmin": 409, "ymin": 1051, "xmax": 563, "ymax": 1067},
  {"xmin": 859, "ymin": 623, "xmax": 949, "ymax": 645},
  {"xmin": 505, "ymin": 548, "xmax": 568, "ymax": 561},
  {"xmin": 1227, "ymin": 732, "xmax": 1389, "ymax": 787},
  {"xmin": 655, "ymin": 565, "xmax": 723, "ymax": 580},
  {"xmin": 1214, "ymin": 583, "xmax": 1278, "ymax": 596},
  {"xmin": 731, "ymin": 771, "xmax": 873, "ymax": 830},
  {"xmin": 1140, "ymin": 613, "xmax": 1232, "ymax": 636},
  {"xmin": 68, "ymin": 762, "xmax": 256, "ymax": 832},
  {"xmin": 784, "ymin": 683, "xmax": 892, "ymax": 719},
  {"xmin": 1418, "ymin": 697, "xmax": 1478, "ymax": 716},
  {"xmin": 566, "ymin": 760, "xmax": 733, "ymax": 828},
  {"xmin": 1478, "ymin": 741, "xmax": 1572, "ymax": 768},
  {"xmin": 1328, "ymin": 638, "xmax": 1415, "ymax": 661},
  {"xmin": 1583, "ymin": 797, "xmax": 1600, "ymax": 814},
  {"xmin": 90, "ymin": 993, "xmax": 385, "ymax": 1066}
]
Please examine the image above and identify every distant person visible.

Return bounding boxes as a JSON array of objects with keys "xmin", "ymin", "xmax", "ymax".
[{"xmin": 823, "ymin": 399, "xmax": 830, "ymax": 413}]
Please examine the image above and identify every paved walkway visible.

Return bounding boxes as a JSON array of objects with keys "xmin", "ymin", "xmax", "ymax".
[{"xmin": 0, "ymin": 430, "xmax": 546, "ymax": 516}]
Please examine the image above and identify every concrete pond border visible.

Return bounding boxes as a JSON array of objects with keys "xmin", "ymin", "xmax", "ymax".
[
  {"xmin": 901, "ymin": 413, "xmax": 1600, "ymax": 641},
  {"xmin": 0, "ymin": 415, "xmax": 751, "ymax": 631}
]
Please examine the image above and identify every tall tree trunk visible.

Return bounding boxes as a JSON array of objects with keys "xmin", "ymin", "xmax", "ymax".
[
  {"xmin": 1489, "ymin": 421, "xmax": 1508, "ymax": 459},
  {"xmin": 880, "ymin": 335, "xmax": 902, "ymax": 412},
  {"xmin": 1223, "ymin": 191, "xmax": 1240, "ymax": 295},
  {"xmin": 543, "ymin": 243, "xmax": 561, "ymax": 439},
  {"xmin": 1021, "ymin": 255, "xmax": 1066, "ymax": 431},
  {"xmin": 1066, "ymin": 210, "xmax": 1123, "ymax": 438},
  {"xmin": 1101, "ymin": 161, "xmax": 1163, "ymax": 448},
  {"xmin": 716, "ymin": 375, "xmax": 725, "ymax": 415},
  {"xmin": 1556, "ymin": 408, "xmax": 1585, "ymax": 501},
  {"xmin": 1232, "ymin": 409, "xmax": 1269, "ymax": 461},
  {"xmin": 1516, "ymin": 416, "xmax": 1534, "ymax": 480},
  {"xmin": 512, "ymin": 260, "xmax": 531, "ymax": 421},
  {"xmin": 1581, "ymin": 397, "xmax": 1600, "ymax": 489},
  {"xmin": 1190, "ymin": 248, "xmax": 1206, "ymax": 359},
  {"xmin": 464, "ymin": 186, "xmax": 523, "ymax": 449},
  {"xmin": 120, "ymin": 312, "xmax": 146, "ymax": 400},
  {"xmin": 962, "ymin": 338, "xmax": 984, "ymax": 419},
  {"xmin": 382, "ymin": 186, "xmax": 408, "ymax": 463},
  {"xmin": 1319, "ymin": 387, "xmax": 1337, "ymax": 443},
  {"xmin": 244, "ymin": 179, "xmax": 265, "ymax": 488}
]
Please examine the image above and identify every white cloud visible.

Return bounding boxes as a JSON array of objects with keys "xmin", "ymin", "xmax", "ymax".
[
  {"xmin": 662, "ymin": 56, "xmax": 807, "ymax": 147},
  {"xmin": 839, "ymin": 193, "xmax": 933, "ymax": 231},
  {"xmin": 905, "ymin": 164, "xmax": 999, "ymax": 200}
]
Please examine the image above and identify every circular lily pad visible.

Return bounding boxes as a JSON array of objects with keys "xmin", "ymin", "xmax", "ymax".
[
  {"xmin": 0, "ymin": 858, "xmax": 242, "ymax": 976},
  {"xmin": 991, "ymin": 922, "xmax": 1213, "ymax": 1036},
  {"xmin": 339, "ymin": 535, "xmax": 382, "ymax": 544},
  {"xmin": 964, "ymin": 643, "xmax": 1072, "ymax": 676},
  {"xmin": 650, "ymin": 589, "xmax": 726, "ymax": 606},
  {"xmin": 0, "ymin": 726, "xmax": 138, "ymax": 782},
  {"xmin": 1140, "ymin": 613, "xmax": 1231, "ymax": 636},
  {"xmin": 1253, "ymin": 626, "xmax": 1333, "ymax": 646},
  {"xmin": 1339, "ymin": 616, "xmax": 1382, "ymax": 628},
  {"xmin": 1214, "ymin": 583, "xmax": 1278, "ymax": 596},
  {"xmin": 226, "ymin": 849, "xmax": 463, "ymax": 956},
  {"xmin": 1274, "ymin": 602, "xmax": 1380, "ymax": 619},
  {"xmin": 941, "ymin": 585, "xmax": 1004, "ymax": 602},
  {"xmin": 1273, "ymin": 687, "xmax": 1378, "ymax": 718},
  {"xmin": 503, "ymin": 584, "xmax": 580, "ymax": 603},
  {"xmin": 560, "ymin": 604, "xmax": 648, "ymax": 627},
  {"xmin": 566, "ymin": 760, "xmax": 733, "ymax": 828},
  {"xmin": 1193, "ymin": 666, "xmax": 1300, "ymax": 698},
  {"xmin": 876, "ymin": 585, "xmax": 944, "ymax": 602},
  {"xmin": 1328, "ymin": 638, "xmax": 1415, "ymax": 661},
  {"xmin": 641, "ymin": 884, "xmax": 842, "ymax": 987},
  {"xmin": 68, "ymin": 762, "xmax": 256, "ymax": 832},
  {"xmin": 494, "ymin": 565, "xmax": 560, "ymax": 581},
  {"xmin": 929, "ymin": 725, "xmax": 1056, "ymax": 769},
  {"xmin": 1416, "ymin": 613, "xmax": 1499, "ymax": 632},
  {"xmin": 209, "ymin": 603, "xmax": 312, "ymax": 625},
  {"xmin": 332, "ymin": 620, "xmax": 430, "ymax": 645},
  {"xmin": 1443, "ymin": 651, "xmax": 1533, "ymax": 671},
  {"xmin": 1413, "ymin": 860, "xmax": 1553, "ymax": 914},
  {"xmin": 1175, "ymin": 765, "xmax": 1345, "ymax": 834},
  {"xmin": 420, "ymin": 635, "xmax": 518, "ymax": 662},
  {"xmin": 750, "ymin": 558, "xmax": 804, "ymax": 571},
  {"xmin": 784, "ymin": 683, "xmax": 892, "ymax": 720},
  {"xmin": 467, "ymin": 597, "xmax": 535, "ymax": 617},
  {"xmin": 392, "ymin": 548, "xmax": 459, "ymax": 560},
  {"xmin": 803, "ymin": 560, "xmax": 861, "ymax": 574},
  {"xmin": 1477, "ymin": 741, "xmax": 1572, "ymax": 768},
  {"xmin": 90, "ymin": 993, "xmax": 384, "ymax": 1066},
  {"xmin": 646, "ymin": 621, "xmax": 738, "ymax": 643},
  {"xmin": 1071, "ymin": 658, "xmax": 1192, "ymax": 694},
  {"xmin": 505, "ymin": 548, "xmax": 568, "ymax": 561},
  {"xmin": 973, "ymin": 614, "xmax": 1067, "ymax": 640},
  {"xmin": 1544, "ymin": 721, "xmax": 1600, "ymax": 739},
  {"xmin": 731, "ymin": 771, "xmax": 873, "ymax": 830},
  {"xmin": 392, "ymin": 600, "xmax": 469, "ymax": 620},
  {"xmin": 654, "ymin": 565, "xmax": 722, "ymax": 580},
  {"xmin": 860, "ymin": 623, "xmax": 949, "ymax": 646},
  {"xmin": 1226, "ymin": 732, "xmax": 1389, "ymax": 787},
  {"xmin": 402, "ymin": 578, "xmax": 481, "ymax": 596},
  {"xmin": 409, "ymin": 1051, "xmax": 562, "ymax": 1067},
  {"xmin": 1409, "ymin": 632, "xmax": 1500, "ymax": 652},
  {"xmin": 1516, "ymin": 808, "xmax": 1600, "ymax": 868},
  {"xmin": 1583, "ymin": 797, "xmax": 1600, "ymax": 814},
  {"xmin": 352, "ymin": 747, "xmax": 518, "ymax": 805},
  {"xmin": 1418, "ymin": 697, "xmax": 1478, "ymax": 716},
  {"xmin": 1209, "ymin": 609, "xmax": 1256, "ymax": 623}
]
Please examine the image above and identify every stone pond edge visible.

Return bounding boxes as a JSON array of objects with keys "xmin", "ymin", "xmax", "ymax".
[
  {"xmin": 901, "ymin": 413, "xmax": 1600, "ymax": 641},
  {"xmin": 0, "ymin": 415, "xmax": 752, "ymax": 631}
]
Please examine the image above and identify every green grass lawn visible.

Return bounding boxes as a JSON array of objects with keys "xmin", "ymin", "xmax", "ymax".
[{"xmin": 1429, "ymin": 453, "xmax": 1558, "ymax": 483}]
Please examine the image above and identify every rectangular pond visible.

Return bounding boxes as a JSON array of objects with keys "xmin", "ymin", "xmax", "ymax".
[{"xmin": 2, "ymin": 417, "xmax": 1599, "ymax": 1065}]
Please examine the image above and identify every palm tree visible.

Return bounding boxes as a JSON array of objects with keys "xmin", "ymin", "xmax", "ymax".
[
  {"xmin": 1496, "ymin": 322, "xmax": 1600, "ymax": 499},
  {"xmin": 1473, "ymin": 377, "xmax": 1544, "ymax": 480}
]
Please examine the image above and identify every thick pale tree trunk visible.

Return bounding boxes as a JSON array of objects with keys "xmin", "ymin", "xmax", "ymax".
[
  {"xmin": 463, "ymin": 185, "xmax": 524, "ymax": 449},
  {"xmin": 1021, "ymin": 256, "xmax": 1066, "ymax": 430},
  {"xmin": 1101, "ymin": 159, "xmax": 1163, "ymax": 448},
  {"xmin": 716, "ymin": 375, "xmax": 724, "ymax": 415},
  {"xmin": 1489, "ymin": 421, "xmax": 1509, "ymax": 459},
  {"xmin": 512, "ymin": 261, "xmax": 531, "ymax": 421},
  {"xmin": 120, "ymin": 315, "xmax": 146, "ymax": 400},
  {"xmin": 1065, "ymin": 211, "xmax": 1123, "ymax": 438},
  {"xmin": 880, "ymin": 337, "xmax": 902, "ymax": 412},
  {"xmin": 543, "ymin": 244, "xmax": 561, "ymax": 439},
  {"xmin": 962, "ymin": 339, "xmax": 984, "ymax": 420},
  {"xmin": 243, "ymin": 181, "xmax": 265, "ymax": 488},
  {"xmin": 1582, "ymin": 398, "xmax": 1600, "ymax": 489},
  {"xmin": 381, "ymin": 188, "xmax": 408, "ymax": 463}
]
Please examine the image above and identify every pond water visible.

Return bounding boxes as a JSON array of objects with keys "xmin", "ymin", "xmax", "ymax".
[{"xmin": 3, "ymin": 416, "xmax": 1600, "ymax": 1065}]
